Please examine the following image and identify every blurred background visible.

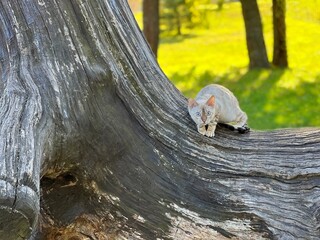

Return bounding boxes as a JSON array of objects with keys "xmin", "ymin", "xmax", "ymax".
[{"xmin": 128, "ymin": 0, "xmax": 320, "ymax": 130}]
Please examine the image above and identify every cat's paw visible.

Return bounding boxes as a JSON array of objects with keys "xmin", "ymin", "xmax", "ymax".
[
  {"xmin": 205, "ymin": 130, "xmax": 215, "ymax": 138},
  {"xmin": 237, "ymin": 124, "xmax": 250, "ymax": 134},
  {"xmin": 198, "ymin": 125, "xmax": 206, "ymax": 135}
]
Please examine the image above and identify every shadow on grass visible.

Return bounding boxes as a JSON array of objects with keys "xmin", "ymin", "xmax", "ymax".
[{"xmin": 169, "ymin": 67, "xmax": 320, "ymax": 130}]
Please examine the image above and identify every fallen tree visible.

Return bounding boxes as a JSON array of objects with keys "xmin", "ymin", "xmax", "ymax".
[{"xmin": 0, "ymin": 0, "xmax": 319, "ymax": 239}]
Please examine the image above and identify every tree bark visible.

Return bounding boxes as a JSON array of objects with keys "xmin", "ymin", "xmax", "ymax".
[
  {"xmin": 143, "ymin": 0, "xmax": 159, "ymax": 57},
  {"xmin": 272, "ymin": 0, "xmax": 288, "ymax": 68},
  {"xmin": 0, "ymin": 0, "xmax": 319, "ymax": 239},
  {"xmin": 240, "ymin": 0, "xmax": 270, "ymax": 69}
]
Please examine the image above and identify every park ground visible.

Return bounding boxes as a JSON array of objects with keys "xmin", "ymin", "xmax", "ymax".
[{"xmin": 132, "ymin": 0, "xmax": 320, "ymax": 130}]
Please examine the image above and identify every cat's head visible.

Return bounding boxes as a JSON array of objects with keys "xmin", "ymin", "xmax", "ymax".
[{"xmin": 188, "ymin": 96, "xmax": 216, "ymax": 125}]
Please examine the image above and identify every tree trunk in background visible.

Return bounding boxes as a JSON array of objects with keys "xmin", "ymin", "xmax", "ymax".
[
  {"xmin": 143, "ymin": 0, "xmax": 159, "ymax": 57},
  {"xmin": 1, "ymin": 0, "xmax": 320, "ymax": 239},
  {"xmin": 217, "ymin": 0, "xmax": 224, "ymax": 11},
  {"xmin": 240, "ymin": 0, "xmax": 270, "ymax": 69},
  {"xmin": 175, "ymin": 8, "xmax": 182, "ymax": 35},
  {"xmin": 272, "ymin": 0, "xmax": 288, "ymax": 67}
]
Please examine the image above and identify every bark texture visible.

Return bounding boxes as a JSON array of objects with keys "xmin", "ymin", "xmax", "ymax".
[
  {"xmin": 0, "ymin": 0, "xmax": 319, "ymax": 239},
  {"xmin": 240, "ymin": 0, "xmax": 270, "ymax": 69},
  {"xmin": 272, "ymin": 0, "xmax": 288, "ymax": 67},
  {"xmin": 143, "ymin": 0, "xmax": 159, "ymax": 57}
]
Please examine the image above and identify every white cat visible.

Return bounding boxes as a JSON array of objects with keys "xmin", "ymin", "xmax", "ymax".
[{"xmin": 188, "ymin": 84, "xmax": 249, "ymax": 137}]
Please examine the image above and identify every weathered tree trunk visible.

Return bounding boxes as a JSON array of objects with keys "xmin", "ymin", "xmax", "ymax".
[
  {"xmin": 0, "ymin": 0, "xmax": 319, "ymax": 239},
  {"xmin": 143, "ymin": 0, "xmax": 159, "ymax": 57},
  {"xmin": 272, "ymin": 0, "xmax": 288, "ymax": 68},
  {"xmin": 240, "ymin": 0, "xmax": 270, "ymax": 69}
]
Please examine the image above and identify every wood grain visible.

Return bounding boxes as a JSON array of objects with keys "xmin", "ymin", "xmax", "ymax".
[{"xmin": 0, "ymin": 0, "xmax": 319, "ymax": 239}]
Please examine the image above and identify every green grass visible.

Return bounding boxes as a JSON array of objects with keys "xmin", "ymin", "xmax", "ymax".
[{"xmin": 155, "ymin": 0, "xmax": 320, "ymax": 130}]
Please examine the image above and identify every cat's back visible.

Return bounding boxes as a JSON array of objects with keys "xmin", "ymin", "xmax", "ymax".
[{"xmin": 196, "ymin": 84, "xmax": 235, "ymax": 101}]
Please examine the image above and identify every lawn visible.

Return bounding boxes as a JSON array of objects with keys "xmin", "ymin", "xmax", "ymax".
[{"xmin": 135, "ymin": 0, "xmax": 320, "ymax": 130}]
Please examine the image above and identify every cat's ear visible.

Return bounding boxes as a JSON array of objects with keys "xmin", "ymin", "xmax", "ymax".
[
  {"xmin": 188, "ymin": 98, "xmax": 198, "ymax": 108},
  {"xmin": 206, "ymin": 96, "xmax": 215, "ymax": 106}
]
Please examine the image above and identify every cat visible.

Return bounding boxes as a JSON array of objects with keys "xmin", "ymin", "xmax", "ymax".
[{"xmin": 188, "ymin": 84, "xmax": 249, "ymax": 137}]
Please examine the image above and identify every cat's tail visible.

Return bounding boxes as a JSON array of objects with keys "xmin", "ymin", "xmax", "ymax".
[{"xmin": 218, "ymin": 123, "xmax": 250, "ymax": 134}]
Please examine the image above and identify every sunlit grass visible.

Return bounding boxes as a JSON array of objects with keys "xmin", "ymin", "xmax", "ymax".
[
  {"xmin": 131, "ymin": 0, "xmax": 320, "ymax": 130},
  {"xmin": 155, "ymin": 0, "xmax": 320, "ymax": 130}
]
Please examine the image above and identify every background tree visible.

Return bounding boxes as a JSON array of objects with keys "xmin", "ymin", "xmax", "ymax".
[
  {"xmin": 217, "ymin": 0, "xmax": 225, "ymax": 11},
  {"xmin": 143, "ymin": 0, "xmax": 160, "ymax": 57},
  {"xmin": 160, "ymin": 0, "xmax": 210, "ymax": 35},
  {"xmin": 272, "ymin": 0, "xmax": 288, "ymax": 67},
  {"xmin": 0, "ymin": 0, "xmax": 320, "ymax": 239},
  {"xmin": 160, "ymin": 0, "xmax": 188, "ymax": 35},
  {"xmin": 240, "ymin": 0, "xmax": 270, "ymax": 68}
]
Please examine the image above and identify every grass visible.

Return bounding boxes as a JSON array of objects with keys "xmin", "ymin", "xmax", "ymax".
[{"xmin": 134, "ymin": 0, "xmax": 320, "ymax": 130}]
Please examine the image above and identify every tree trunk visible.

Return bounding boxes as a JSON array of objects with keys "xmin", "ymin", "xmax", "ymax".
[
  {"xmin": 217, "ymin": 0, "xmax": 224, "ymax": 11},
  {"xmin": 272, "ymin": 0, "xmax": 288, "ymax": 68},
  {"xmin": 174, "ymin": 7, "xmax": 182, "ymax": 36},
  {"xmin": 240, "ymin": 0, "xmax": 270, "ymax": 69},
  {"xmin": 143, "ymin": 0, "xmax": 159, "ymax": 57},
  {"xmin": 0, "ymin": 0, "xmax": 319, "ymax": 239}
]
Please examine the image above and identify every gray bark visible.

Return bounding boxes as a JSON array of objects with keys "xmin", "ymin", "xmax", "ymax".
[{"xmin": 0, "ymin": 0, "xmax": 319, "ymax": 239}]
